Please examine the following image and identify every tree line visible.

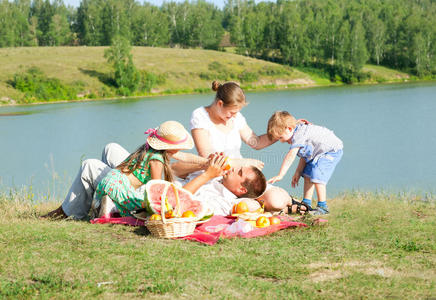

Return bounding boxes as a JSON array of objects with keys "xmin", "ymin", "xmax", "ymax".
[{"xmin": 1, "ymin": 0, "xmax": 435, "ymax": 79}]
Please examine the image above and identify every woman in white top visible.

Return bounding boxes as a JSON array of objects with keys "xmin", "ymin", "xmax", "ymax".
[{"xmin": 172, "ymin": 81, "xmax": 296, "ymax": 212}]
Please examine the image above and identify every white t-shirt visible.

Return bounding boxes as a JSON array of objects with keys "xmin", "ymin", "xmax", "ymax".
[
  {"xmin": 194, "ymin": 178, "xmax": 239, "ymax": 216},
  {"xmin": 190, "ymin": 106, "xmax": 247, "ymax": 159}
]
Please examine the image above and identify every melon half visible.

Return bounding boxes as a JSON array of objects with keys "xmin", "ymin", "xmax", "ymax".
[{"xmin": 144, "ymin": 179, "xmax": 207, "ymax": 219}]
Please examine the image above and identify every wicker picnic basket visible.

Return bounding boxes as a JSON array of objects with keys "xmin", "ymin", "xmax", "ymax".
[{"xmin": 145, "ymin": 182, "xmax": 197, "ymax": 238}]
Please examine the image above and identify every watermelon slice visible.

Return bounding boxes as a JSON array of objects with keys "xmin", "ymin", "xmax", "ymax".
[{"xmin": 144, "ymin": 179, "xmax": 207, "ymax": 219}]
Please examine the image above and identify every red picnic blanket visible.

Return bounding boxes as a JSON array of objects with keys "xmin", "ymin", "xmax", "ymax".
[{"xmin": 91, "ymin": 215, "xmax": 311, "ymax": 245}]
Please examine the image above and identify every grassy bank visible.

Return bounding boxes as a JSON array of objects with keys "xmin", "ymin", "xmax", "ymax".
[
  {"xmin": 0, "ymin": 47, "xmax": 314, "ymax": 104},
  {"xmin": 0, "ymin": 190, "xmax": 434, "ymax": 299},
  {"xmin": 0, "ymin": 47, "xmax": 414, "ymax": 105}
]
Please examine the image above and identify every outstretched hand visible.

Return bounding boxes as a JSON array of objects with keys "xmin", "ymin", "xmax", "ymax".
[
  {"xmin": 204, "ymin": 153, "xmax": 227, "ymax": 178},
  {"xmin": 267, "ymin": 175, "xmax": 283, "ymax": 184}
]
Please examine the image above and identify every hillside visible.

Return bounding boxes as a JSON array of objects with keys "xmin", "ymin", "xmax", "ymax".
[{"xmin": 0, "ymin": 47, "xmax": 411, "ymax": 105}]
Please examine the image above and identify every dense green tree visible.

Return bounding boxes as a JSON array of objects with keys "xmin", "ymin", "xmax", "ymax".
[
  {"xmin": 348, "ymin": 21, "xmax": 368, "ymax": 72},
  {"xmin": 101, "ymin": 0, "xmax": 133, "ymax": 45},
  {"xmin": 0, "ymin": 1, "xmax": 17, "ymax": 47},
  {"xmin": 240, "ymin": 6, "xmax": 267, "ymax": 56},
  {"xmin": 163, "ymin": 0, "xmax": 223, "ymax": 49},
  {"xmin": 1, "ymin": 0, "xmax": 435, "ymax": 78},
  {"xmin": 76, "ymin": 0, "xmax": 103, "ymax": 45},
  {"xmin": 47, "ymin": 13, "xmax": 72, "ymax": 45},
  {"xmin": 30, "ymin": 0, "xmax": 72, "ymax": 46},
  {"xmin": 131, "ymin": 4, "xmax": 170, "ymax": 46},
  {"xmin": 277, "ymin": 3, "xmax": 309, "ymax": 66},
  {"xmin": 104, "ymin": 35, "xmax": 140, "ymax": 95}
]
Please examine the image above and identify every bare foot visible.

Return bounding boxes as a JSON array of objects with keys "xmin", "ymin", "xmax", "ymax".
[{"xmin": 40, "ymin": 206, "xmax": 67, "ymax": 219}]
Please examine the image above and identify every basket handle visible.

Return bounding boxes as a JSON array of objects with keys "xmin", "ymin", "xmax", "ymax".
[
  {"xmin": 171, "ymin": 184, "xmax": 181, "ymax": 217},
  {"xmin": 160, "ymin": 183, "xmax": 170, "ymax": 224}
]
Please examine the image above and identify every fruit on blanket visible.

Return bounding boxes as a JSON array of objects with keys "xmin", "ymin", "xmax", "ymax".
[
  {"xmin": 269, "ymin": 216, "xmax": 281, "ymax": 225},
  {"xmin": 145, "ymin": 180, "xmax": 206, "ymax": 218},
  {"xmin": 182, "ymin": 210, "xmax": 196, "ymax": 218},
  {"xmin": 150, "ymin": 214, "xmax": 162, "ymax": 221},
  {"xmin": 256, "ymin": 216, "xmax": 270, "ymax": 227},
  {"xmin": 237, "ymin": 198, "xmax": 262, "ymax": 212},
  {"xmin": 232, "ymin": 201, "xmax": 249, "ymax": 214}
]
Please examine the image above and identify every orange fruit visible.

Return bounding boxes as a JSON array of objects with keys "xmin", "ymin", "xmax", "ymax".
[
  {"xmin": 181, "ymin": 210, "xmax": 196, "ymax": 218},
  {"xmin": 223, "ymin": 157, "xmax": 231, "ymax": 170},
  {"xmin": 269, "ymin": 216, "xmax": 281, "ymax": 225},
  {"xmin": 150, "ymin": 214, "xmax": 162, "ymax": 221},
  {"xmin": 232, "ymin": 201, "xmax": 249, "ymax": 214},
  {"xmin": 256, "ymin": 216, "xmax": 270, "ymax": 228},
  {"xmin": 165, "ymin": 210, "xmax": 176, "ymax": 219}
]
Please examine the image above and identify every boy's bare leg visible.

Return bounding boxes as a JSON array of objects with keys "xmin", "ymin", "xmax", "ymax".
[
  {"xmin": 303, "ymin": 176, "xmax": 315, "ymax": 200},
  {"xmin": 314, "ymin": 183, "xmax": 326, "ymax": 204}
]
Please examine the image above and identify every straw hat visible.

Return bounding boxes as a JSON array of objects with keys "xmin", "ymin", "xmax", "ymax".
[{"xmin": 146, "ymin": 121, "xmax": 194, "ymax": 150}]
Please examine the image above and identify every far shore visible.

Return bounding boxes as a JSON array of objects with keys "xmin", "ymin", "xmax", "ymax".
[
  {"xmin": 3, "ymin": 77, "xmax": 436, "ymax": 108},
  {"xmin": 1, "ymin": 46, "xmax": 430, "ymax": 107}
]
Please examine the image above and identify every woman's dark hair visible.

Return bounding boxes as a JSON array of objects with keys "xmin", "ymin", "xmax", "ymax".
[
  {"xmin": 117, "ymin": 143, "xmax": 174, "ymax": 182},
  {"xmin": 212, "ymin": 80, "xmax": 247, "ymax": 107}
]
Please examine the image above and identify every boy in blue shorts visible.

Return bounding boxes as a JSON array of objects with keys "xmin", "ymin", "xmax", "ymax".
[{"xmin": 267, "ymin": 111, "xmax": 343, "ymax": 215}]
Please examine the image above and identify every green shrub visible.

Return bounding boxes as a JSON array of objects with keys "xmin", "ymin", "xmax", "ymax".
[
  {"xmin": 238, "ymin": 71, "xmax": 259, "ymax": 83},
  {"xmin": 10, "ymin": 67, "xmax": 78, "ymax": 102},
  {"xmin": 208, "ymin": 61, "xmax": 225, "ymax": 72},
  {"xmin": 259, "ymin": 66, "xmax": 291, "ymax": 76},
  {"xmin": 139, "ymin": 71, "xmax": 167, "ymax": 93}
]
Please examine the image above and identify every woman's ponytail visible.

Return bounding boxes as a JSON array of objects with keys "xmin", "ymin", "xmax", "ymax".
[{"xmin": 212, "ymin": 80, "xmax": 221, "ymax": 92}]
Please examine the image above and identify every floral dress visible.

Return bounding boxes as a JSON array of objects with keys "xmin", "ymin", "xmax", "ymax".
[{"xmin": 94, "ymin": 149, "xmax": 164, "ymax": 216}]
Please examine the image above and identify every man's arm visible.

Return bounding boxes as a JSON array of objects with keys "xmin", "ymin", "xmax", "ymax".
[
  {"xmin": 183, "ymin": 154, "xmax": 226, "ymax": 194},
  {"xmin": 171, "ymin": 161, "xmax": 204, "ymax": 179},
  {"xmin": 170, "ymin": 151, "xmax": 209, "ymax": 178}
]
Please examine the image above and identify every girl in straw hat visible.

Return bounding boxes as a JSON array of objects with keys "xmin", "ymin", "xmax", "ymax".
[{"xmin": 93, "ymin": 120, "xmax": 199, "ymax": 217}]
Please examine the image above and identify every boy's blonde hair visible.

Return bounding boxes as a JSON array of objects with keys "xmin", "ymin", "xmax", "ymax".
[{"xmin": 267, "ymin": 111, "xmax": 297, "ymax": 140}]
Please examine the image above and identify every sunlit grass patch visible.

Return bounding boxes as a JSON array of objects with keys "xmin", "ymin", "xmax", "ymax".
[{"xmin": 363, "ymin": 64, "xmax": 411, "ymax": 82}]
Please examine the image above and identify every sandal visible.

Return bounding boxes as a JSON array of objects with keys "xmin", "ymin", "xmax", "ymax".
[{"xmin": 288, "ymin": 198, "xmax": 312, "ymax": 215}]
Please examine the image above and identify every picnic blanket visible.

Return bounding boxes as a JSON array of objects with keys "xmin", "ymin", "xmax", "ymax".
[{"xmin": 91, "ymin": 214, "xmax": 315, "ymax": 245}]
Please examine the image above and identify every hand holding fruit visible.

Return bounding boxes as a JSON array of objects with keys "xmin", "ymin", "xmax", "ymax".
[{"xmin": 205, "ymin": 153, "xmax": 227, "ymax": 178}]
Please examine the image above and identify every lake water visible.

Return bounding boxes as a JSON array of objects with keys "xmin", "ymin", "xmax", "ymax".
[{"xmin": 1, "ymin": 82, "xmax": 436, "ymax": 201}]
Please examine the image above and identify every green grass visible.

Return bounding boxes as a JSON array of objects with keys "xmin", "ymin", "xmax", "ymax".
[
  {"xmin": 1, "ymin": 189, "xmax": 435, "ymax": 299},
  {"xmin": 362, "ymin": 65, "xmax": 411, "ymax": 83}
]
